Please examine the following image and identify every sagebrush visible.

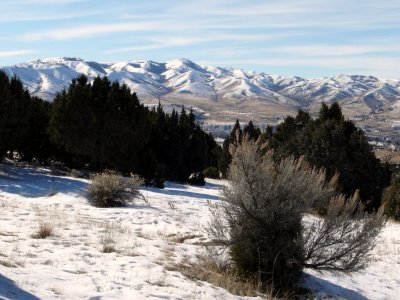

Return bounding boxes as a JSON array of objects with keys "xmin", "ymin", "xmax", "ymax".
[
  {"xmin": 87, "ymin": 172, "xmax": 144, "ymax": 207},
  {"xmin": 209, "ymin": 136, "xmax": 385, "ymax": 293}
]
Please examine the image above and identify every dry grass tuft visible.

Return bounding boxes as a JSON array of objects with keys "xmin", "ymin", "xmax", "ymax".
[
  {"xmin": 50, "ymin": 287, "xmax": 62, "ymax": 295},
  {"xmin": 0, "ymin": 259, "xmax": 16, "ymax": 268},
  {"xmin": 32, "ymin": 223, "xmax": 54, "ymax": 239},
  {"xmin": 47, "ymin": 186, "xmax": 58, "ymax": 197},
  {"xmin": 102, "ymin": 244, "xmax": 116, "ymax": 253},
  {"xmin": 168, "ymin": 233, "xmax": 202, "ymax": 244},
  {"xmin": 100, "ymin": 222, "xmax": 119, "ymax": 253},
  {"xmin": 166, "ymin": 255, "xmax": 264, "ymax": 297},
  {"xmin": 145, "ymin": 271, "xmax": 172, "ymax": 287}
]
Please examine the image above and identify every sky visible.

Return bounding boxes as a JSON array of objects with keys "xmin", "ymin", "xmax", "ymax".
[{"xmin": 0, "ymin": 0, "xmax": 399, "ymax": 78}]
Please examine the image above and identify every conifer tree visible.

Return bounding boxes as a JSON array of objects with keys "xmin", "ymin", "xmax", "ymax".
[
  {"xmin": 267, "ymin": 103, "xmax": 391, "ymax": 209},
  {"xmin": 49, "ymin": 75, "xmax": 220, "ymax": 183},
  {"xmin": 0, "ymin": 72, "xmax": 34, "ymax": 158}
]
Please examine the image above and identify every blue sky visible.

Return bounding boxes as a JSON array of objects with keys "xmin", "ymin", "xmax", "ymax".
[{"xmin": 1, "ymin": 0, "xmax": 399, "ymax": 78}]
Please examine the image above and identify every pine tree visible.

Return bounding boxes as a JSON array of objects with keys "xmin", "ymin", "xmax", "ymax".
[
  {"xmin": 0, "ymin": 72, "xmax": 34, "ymax": 158},
  {"xmin": 243, "ymin": 120, "xmax": 261, "ymax": 140},
  {"xmin": 267, "ymin": 103, "xmax": 391, "ymax": 209},
  {"xmin": 219, "ymin": 119, "xmax": 242, "ymax": 178},
  {"xmin": 48, "ymin": 75, "xmax": 220, "ymax": 183}
]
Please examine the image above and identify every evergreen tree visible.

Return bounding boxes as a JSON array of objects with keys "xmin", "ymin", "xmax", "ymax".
[
  {"xmin": 382, "ymin": 172, "xmax": 400, "ymax": 220},
  {"xmin": 49, "ymin": 76, "xmax": 100, "ymax": 167},
  {"xmin": 243, "ymin": 120, "xmax": 261, "ymax": 140},
  {"xmin": 268, "ymin": 103, "xmax": 391, "ymax": 209},
  {"xmin": 219, "ymin": 119, "xmax": 263, "ymax": 178},
  {"xmin": 49, "ymin": 75, "xmax": 220, "ymax": 183},
  {"xmin": 0, "ymin": 71, "xmax": 45, "ymax": 159},
  {"xmin": 21, "ymin": 97, "xmax": 53, "ymax": 163},
  {"xmin": 219, "ymin": 119, "xmax": 242, "ymax": 178}
]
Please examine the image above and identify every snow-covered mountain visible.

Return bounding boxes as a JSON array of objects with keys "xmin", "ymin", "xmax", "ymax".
[{"xmin": 2, "ymin": 57, "xmax": 400, "ymax": 138}]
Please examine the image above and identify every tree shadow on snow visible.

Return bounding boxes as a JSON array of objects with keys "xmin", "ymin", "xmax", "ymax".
[
  {"xmin": 204, "ymin": 181, "xmax": 225, "ymax": 190},
  {"xmin": 0, "ymin": 164, "xmax": 87, "ymax": 198},
  {"xmin": 145, "ymin": 182, "xmax": 220, "ymax": 201},
  {"xmin": 0, "ymin": 274, "xmax": 40, "ymax": 300},
  {"xmin": 299, "ymin": 274, "xmax": 368, "ymax": 300}
]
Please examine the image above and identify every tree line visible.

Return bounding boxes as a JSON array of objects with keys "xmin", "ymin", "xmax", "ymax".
[
  {"xmin": 0, "ymin": 71, "xmax": 220, "ymax": 185},
  {"xmin": 219, "ymin": 103, "xmax": 392, "ymax": 210},
  {"xmin": 0, "ymin": 69, "xmax": 394, "ymax": 207}
]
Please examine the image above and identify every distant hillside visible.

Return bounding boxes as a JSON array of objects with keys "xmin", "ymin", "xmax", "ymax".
[{"xmin": 2, "ymin": 57, "xmax": 400, "ymax": 140}]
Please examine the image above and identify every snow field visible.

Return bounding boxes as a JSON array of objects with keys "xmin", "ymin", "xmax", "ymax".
[{"xmin": 0, "ymin": 164, "xmax": 399, "ymax": 299}]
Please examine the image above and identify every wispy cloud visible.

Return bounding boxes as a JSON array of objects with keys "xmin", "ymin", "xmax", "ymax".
[
  {"xmin": 272, "ymin": 45, "xmax": 400, "ymax": 57},
  {"xmin": 203, "ymin": 56, "xmax": 400, "ymax": 78},
  {"xmin": 1, "ymin": 0, "xmax": 399, "ymax": 77},
  {"xmin": 22, "ymin": 22, "xmax": 165, "ymax": 41},
  {"xmin": 0, "ymin": 50, "xmax": 34, "ymax": 58},
  {"xmin": 106, "ymin": 33, "xmax": 284, "ymax": 54},
  {"xmin": 3, "ymin": 0, "xmax": 90, "ymax": 4},
  {"xmin": 0, "ymin": 10, "xmax": 102, "ymax": 23}
]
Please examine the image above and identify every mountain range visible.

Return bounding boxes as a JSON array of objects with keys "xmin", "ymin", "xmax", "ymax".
[{"xmin": 2, "ymin": 57, "xmax": 400, "ymax": 139}]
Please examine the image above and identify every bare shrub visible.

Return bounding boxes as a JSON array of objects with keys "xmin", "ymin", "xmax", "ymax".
[
  {"xmin": 209, "ymin": 136, "xmax": 385, "ymax": 292},
  {"xmin": 87, "ymin": 171, "xmax": 145, "ymax": 207},
  {"xmin": 32, "ymin": 223, "xmax": 54, "ymax": 239},
  {"xmin": 303, "ymin": 191, "xmax": 385, "ymax": 272}
]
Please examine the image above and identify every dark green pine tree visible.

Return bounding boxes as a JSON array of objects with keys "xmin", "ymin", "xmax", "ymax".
[
  {"xmin": 268, "ymin": 102, "xmax": 391, "ymax": 209},
  {"xmin": 49, "ymin": 75, "xmax": 220, "ymax": 183},
  {"xmin": 219, "ymin": 119, "xmax": 242, "ymax": 178},
  {"xmin": 20, "ymin": 96, "xmax": 54, "ymax": 163},
  {"xmin": 243, "ymin": 120, "xmax": 261, "ymax": 140},
  {"xmin": 49, "ymin": 75, "xmax": 98, "ymax": 167},
  {"xmin": 0, "ymin": 72, "xmax": 33, "ymax": 158}
]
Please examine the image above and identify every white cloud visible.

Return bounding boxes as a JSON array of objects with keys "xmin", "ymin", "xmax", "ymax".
[
  {"xmin": 3, "ymin": 0, "xmax": 400, "ymax": 78},
  {"xmin": 203, "ymin": 56, "xmax": 400, "ymax": 78},
  {"xmin": 0, "ymin": 50, "xmax": 34, "ymax": 58},
  {"xmin": 23, "ymin": 22, "xmax": 165, "ymax": 41},
  {"xmin": 273, "ymin": 45, "xmax": 400, "ymax": 57},
  {"xmin": 106, "ymin": 33, "xmax": 282, "ymax": 54},
  {"xmin": 3, "ymin": 0, "xmax": 90, "ymax": 4},
  {"xmin": 0, "ymin": 10, "xmax": 102, "ymax": 22}
]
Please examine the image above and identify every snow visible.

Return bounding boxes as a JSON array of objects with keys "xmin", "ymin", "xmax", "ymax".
[
  {"xmin": 0, "ymin": 163, "xmax": 251, "ymax": 299},
  {"xmin": 0, "ymin": 163, "xmax": 399, "ymax": 299},
  {"xmin": 3, "ymin": 57, "xmax": 400, "ymax": 138},
  {"xmin": 3, "ymin": 57, "xmax": 399, "ymax": 106},
  {"xmin": 301, "ymin": 220, "xmax": 400, "ymax": 299}
]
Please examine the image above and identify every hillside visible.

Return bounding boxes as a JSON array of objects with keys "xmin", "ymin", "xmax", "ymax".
[
  {"xmin": 0, "ymin": 163, "xmax": 399, "ymax": 299},
  {"xmin": 2, "ymin": 57, "xmax": 400, "ymax": 139}
]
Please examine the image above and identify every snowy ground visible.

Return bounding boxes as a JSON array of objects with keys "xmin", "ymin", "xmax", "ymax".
[{"xmin": 0, "ymin": 163, "xmax": 399, "ymax": 299}]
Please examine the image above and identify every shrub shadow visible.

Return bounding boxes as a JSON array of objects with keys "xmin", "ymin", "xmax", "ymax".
[
  {"xmin": 0, "ymin": 274, "xmax": 40, "ymax": 300},
  {"xmin": 145, "ymin": 182, "xmax": 220, "ymax": 201},
  {"xmin": 299, "ymin": 273, "xmax": 368, "ymax": 300}
]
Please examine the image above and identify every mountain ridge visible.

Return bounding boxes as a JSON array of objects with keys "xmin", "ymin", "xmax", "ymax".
[{"xmin": 2, "ymin": 57, "xmax": 400, "ymax": 139}]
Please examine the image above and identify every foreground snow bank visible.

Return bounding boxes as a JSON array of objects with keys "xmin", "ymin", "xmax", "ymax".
[{"xmin": 0, "ymin": 163, "xmax": 399, "ymax": 299}]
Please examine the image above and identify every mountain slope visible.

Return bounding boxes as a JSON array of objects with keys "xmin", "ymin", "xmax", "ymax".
[{"xmin": 2, "ymin": 57, "xmax": 400, "ymax": 138}]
